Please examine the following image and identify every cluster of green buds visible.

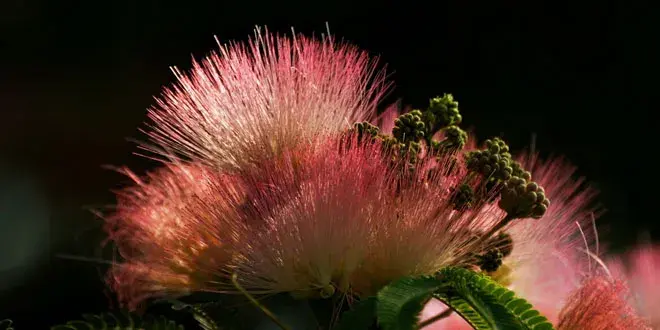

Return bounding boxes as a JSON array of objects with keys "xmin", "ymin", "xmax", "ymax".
[
  {"xmin": 468, "ymin": 139, "xmax": 548, "ymax": 219},
  {"xmin": 348, "ymin": 94, "xmax": 550, "ymax": 222},
  {"xmin": 423, "ymin": 94, "xmax": 462, "ymax": 136},
  {"xmin": 476, "ymin": 249, "xmax": 504, "ymax": 272},
  {"xmin": 450, "ymin": 134, "xmax": 548, "ymax": 275},
  {"xmin": 391, "ymin": 109, "xmax": 425, "ymax": 160},
  {"xmin": 430, "ymin": 125, "xmax": 468, "ymax": 155},
  {"xmin": 352, "ymin": 121, "xmax": 381, "ymax": 143},
  {"xmin": 474, "ymin": 232, "xmax": 514, "ymax": 273},
  {"xmin": 499, "ymin": 178, "xmax": 550, "ymax": 220},
  {"xmin": 460, "ymin": 230, "xmax": 513, "ymax": 273},
  {"xmin": 346, "ymin": 94, "xmax": 552, "ymax": 278},
  {"xmin": 466, "ymin": 137, "xmax": 515, "ymax": 182},
  {"xmin": 392, "ymin": 109, "xmax": 426, "ymax": 143},
  {"xmin": 389, "ymin": 94, "xmax": 469, "ymax": 166},
  {"xmin": 346, "ymin": 121, "xmax": 394, "ymax": 153}
]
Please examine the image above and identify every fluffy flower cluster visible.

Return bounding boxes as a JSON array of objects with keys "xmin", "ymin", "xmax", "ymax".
[
  {"xmin": 108, "ymin": 135, "xmax": 514, "ymax": 308},
  {"xmin": 105, "ymin": 26, "xmax": 655, "ymax": 329},
  {"xmin": 108, "ymin": 27, "xmax": 509, "ymax": 309}
]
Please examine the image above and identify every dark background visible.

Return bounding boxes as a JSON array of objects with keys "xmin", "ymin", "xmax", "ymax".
[{"xmin": 0, "ymin": 1, "xmax": 655, "ymax": 328}]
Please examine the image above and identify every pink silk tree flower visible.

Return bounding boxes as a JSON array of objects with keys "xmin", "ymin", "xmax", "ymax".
[
  {"xmin": 556, "ymin": 276, "xmax": 651, "ymax": 330},
  {"xmin": 106, "ymin": 163, "xmax": 250, "ymax": 309},
  {"xmin": 231, "ymin": 135, "xmax": 506, "ymax": 298},
  {"xmin": 608, "ymin": 244, "xmax": 660, "ymax": 328},
  {"xmin": 107, "ymin": 130, "xmax": 520, "ymax": 309},
  {"xmin": 143, "ymin": 26, "xmax": 391, "ymax": 173},
  {"xmin": 227, "ymin": 136, "xmax": 394, "ymax": 297}
]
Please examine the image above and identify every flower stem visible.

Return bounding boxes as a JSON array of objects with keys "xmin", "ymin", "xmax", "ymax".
[
  {"xmin": 231, "ymin": 273, "xmax": 291, "ymax": 330},
  {"xmin": 418, "ymin": 308, "xmax": 454, "ymax": 329}
]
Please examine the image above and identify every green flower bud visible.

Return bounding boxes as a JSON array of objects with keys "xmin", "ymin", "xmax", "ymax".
[
  {"xmin": 420, "ymin": 93, "xmax": 463, "ymax": 139},
  {"xmin": 351, "ymin": 121, "xmax": 380, "ymax": 143},
  {"xmin": 432, "ymin": 125, "xmax": 468, "ymax": 155},
  {"xmin": 392, "ymin": 110, "xmax": 426, "ymax": 143},
  {"xmin": 498, "ymin": 177, "xmax": 551, "ymax": 220}
]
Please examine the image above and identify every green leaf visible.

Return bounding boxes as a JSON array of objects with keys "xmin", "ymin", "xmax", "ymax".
[
  {"xmin": 50, "ymin": 312, "xmax": 185, "ymax": 330},
  {"xmin": 434, "ymin": 267, "xmax": 555, "ymax": 330},
  {"xmin": 335, "ymin": 296, "xmax": 377, "ymax": 330},
  {"xmin": 376, "ymin": 276, "xmax": 444, "ymax": 330},
  {"xmin": 375, "ymin": 267, "xmax": 555, "ymax": 330}
]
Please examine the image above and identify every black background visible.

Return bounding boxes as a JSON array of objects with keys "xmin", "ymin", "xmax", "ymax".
[{"xmin": 0, "ymin": 1, "xmax": 655, "ymax": 328}]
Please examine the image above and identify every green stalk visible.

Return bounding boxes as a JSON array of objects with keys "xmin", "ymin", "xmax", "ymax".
[
  {"xmin": 418, "ymin": 308, "xmax": 454, "ymax": 329},
  {"xmin": 231, "ymin": 273, "xmax": 291, "ymax": 330}
]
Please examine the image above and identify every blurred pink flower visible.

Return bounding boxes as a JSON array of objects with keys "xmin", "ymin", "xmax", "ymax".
[{"xmin": 608, "ymin": 244, "xmax": 660, "ymax": 328}]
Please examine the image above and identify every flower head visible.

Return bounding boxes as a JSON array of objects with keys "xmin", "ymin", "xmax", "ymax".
[
  {"xmin": 108, "ymin": 129, "xmax": 523, "ymax": 309},
  {"xmin": 143, "ymin": 26, "xmax": 391, "ymax": 172},
  {"xmin": 229, "ymin": 134, "xmax": 508, "ymax": 298},
  {"xmin": 106, "ymin": 164, "xmax": 249, "ymax": 309}
]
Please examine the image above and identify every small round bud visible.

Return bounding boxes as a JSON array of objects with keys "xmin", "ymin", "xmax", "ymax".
[
  {"xmin": 531, "ymin": 204, "xmax": 547, "ymax": 219},
  {"xmin": 535, "ymin": 191, "xmax": 546, "ymax": 203},
  {"xmin": 489, "ymin": 154, "xmax": 501, "ymax": 163},
  {"xmin": 523, "ymin": 191, "xmax": 537, "ymax": 204},
  {"xmin": 489, "ymin": 144, "xmax": 501, "ymax": 154},
  {"xmin": 526, "ymin": 182, "xmax": 539, "ymax": 192}
]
